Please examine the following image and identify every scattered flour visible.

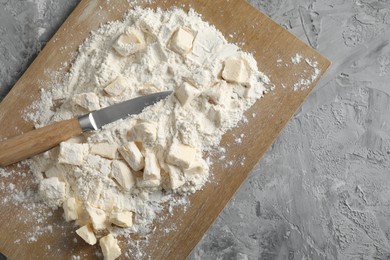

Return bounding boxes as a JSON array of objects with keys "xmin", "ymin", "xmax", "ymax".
[
  {"xmin": 291, "ymin": 53, "xmax": 303, "ymax": 64},
  {"xmin": 8, "ymin": 7, "xmax": 270, "ymax": 258},
  {"xmin": 292, "ymin": 57, "xmax": 321, "ymax": 91}
]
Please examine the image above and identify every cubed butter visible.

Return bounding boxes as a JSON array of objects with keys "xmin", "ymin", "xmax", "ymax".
[
  {"xmin": 169, "ymin": 27, "xmax": 194, "ymax": 55},
  {"xmin": 63, "ymin": 197, "xmax": 79, "ymax": 221},
  {"xmin": 118, "ymin": 142, "xmax": 145, "ymax": 171},
  {"xmin": 175, "ymin": 82, "xmax": 199, "ymax": 107},
  {"xmin": 113, "ymin": 27, "xmax": 145, "ymax": 56},
  {"xmin": 99, "ymin": 234, "xmax": 121, "ymax": 260},
  {"xmin": 128, "ymin": 122, "xmax": 157, "ymax": 144},
  {"xmin": 87, "ymin": 179, "xmax": 103, "ymax": 207},
  {"xmin": 38, "ymin": 177, "xmax": 66, "ymax": 208},
  {"xmin": 167, "ymin": 165, "xmax": 185, "ymax": 189},
  {"xmin": 166, "ymin": 142, "xmax": 196, "ymax": 169},
  {"xmin": 58, "ymin": 142, "xmax": 88, "ymax": 166},
  {"xmin": 207, "ymin": 107, "xmax": 223, "ymax": 127},
  {"xmin": 222, "ymin": 57, "xmax": 250, "ymax": 84},
  {"xmin": 72, "ymin": 92, "xmax": 100, "ymax": 111},
  {"xmin": 143, "ymin": 150, "xmax": 161, "ymax": 181},
  {"xmin": 110, "ymin": 160, "xmax": 135, "ymax": 191},
  {"xmin": 45, "ymin": 165, "xmax": 66, "ymax": 181},
  {"xmin": 86, "ymin": 204, "xmax": 107, "ymax": 231},
  {"xmin": 136, "ymin": 177, "xmax": 160, "ymax": 188},
  {"xmin": 76, "ymin": 225, "xmax": 97, "ymax": 245},
  {"xmin": 205, "ymin": 81, "xmax": 231, "ymax": 106},
  {"xmin": 90, "ymin": 142, "xmax": 118, "ymax": 159},
  {"xmin": 184, "ymin": 157, "xmax": 208, "ymax": 176},
  {"xmin": 104, "ymin": 76, "xmax": 127, "ymax": 97},
  {"xmin": 110, "ymin": 211, "xmax": 133, "ymax": 228}
]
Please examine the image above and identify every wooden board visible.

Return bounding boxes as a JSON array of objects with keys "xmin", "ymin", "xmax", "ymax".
[{"xmin": 0, "ymin": 0, "xmax": 330, "ymax": 259}]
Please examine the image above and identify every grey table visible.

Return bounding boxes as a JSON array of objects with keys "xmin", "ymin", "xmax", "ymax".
[{"xmin": 1, "ymin": 1, "xmax": 390, "ymax": 259}]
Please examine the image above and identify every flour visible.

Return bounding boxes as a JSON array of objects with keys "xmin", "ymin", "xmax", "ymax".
[
  {"xmin": 23, "ymin": 7, "xmax": 269, "ymax": 258},
  {"xmin": 293, "ymin": 57, "xmax": 320, "ymax": 91}
]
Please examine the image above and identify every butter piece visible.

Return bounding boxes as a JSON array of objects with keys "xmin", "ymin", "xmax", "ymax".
[
  {"xmin": 90, "ymin": 143, "xmax": 118, "ymax": 159},
  {"xmin": 118, "ymin": 142, "xmax": 145, "ymax": 171},
  {"xmin": 128, "ymin": 122, "xmax": 157, "ymax": 144},
  {"xmin": 76, "ymin": 225, "xmax": 97, "ymax": 245},
  {"xmin": 38, "ymin": 177, "xmax": 66, "ymax": 208},
  {"xmin": 175, "ymin": 82, "xmax": 199, "ymax": 107},
  {"xmin": 87, "ymin": 178, "xmax": 103, "ymax": 207},
  {"xmin": 58, "ymin": 142, "xmax": 89, "ymax": 166},
  {"xmin": 184, "ymin": 157, "xmax": 208, "ymax": 176},
  {"xmin": 72, "ymin": 92, "xmax": 100, "ymax": 111},
  {"xmin": 205, "ymin": 81, "xmax": 231, "ymax": 106},
  {"xmin": 166, "ymin": 142, "xmax": 196, "ymax": 169},
  {"xmin": 86, "ymin": 204, "xmax": 107, "ymax": 231},
  {"xmin": 104, "ymin": 76, "xmax": 127, "ymax": 97},
  {"xmin": 45, "ymin": 165, "xmax": 66, "ymax": 181},
  {"xmin": 143, "ymin": 150, "xmax": 161, "ymax": 181},
  {"xmin": 222, "ymin": 57, "xmax": 250, "ymax": 84},
  {"xmin": 207, "ymin": 107, "xmax": 223, "ymax": 127},
  {"xmin": 167, "ymin": 165, "xmax": 185, "ymax": 189},
  {"xmin": 169, "ymin": 27, "xmax": 194, "ymax": 55},
  {"xmin": 63, "ymin": 197, "xmax": 79, "ymax": 221},
  {"xmin": 136, "ymin": 177, "xmax": 160, "ymax": 188},
  {"xmin": 110, "ymin": 160, "xmax": 135, "ymax": 191},
  {"xmin": 100, "ymin": 234, "xmax": 121, "ymax": 260},
  {"xmin": 110, "ymin": 211, "xmax": 133, "ymax": 228},
  {"xmin": 113, "ymin": 27, "xmax": 145, "ymax": 56}
]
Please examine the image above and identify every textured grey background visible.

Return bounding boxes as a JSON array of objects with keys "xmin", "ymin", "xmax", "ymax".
[{"xmin": 1, "ymin": 0, "xmax": 390, "ymax": 259}]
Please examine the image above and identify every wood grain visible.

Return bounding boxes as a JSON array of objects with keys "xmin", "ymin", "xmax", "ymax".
[{"xmin": 0, "ymin": 0, "xmax": 330, "ymax": 259}]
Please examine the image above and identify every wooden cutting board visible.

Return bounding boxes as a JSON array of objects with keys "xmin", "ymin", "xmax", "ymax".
[{"xmin": 0, "ymin": 0, "xmax": 330, "ymax": 259}]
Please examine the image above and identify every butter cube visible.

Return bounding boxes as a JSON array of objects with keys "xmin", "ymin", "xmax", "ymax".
[
  {"xmin": 118, "ymin": 142, "xmax": 145, "ymax": 171},
  {"xmin": 136, "ymin": 178, "xmax": 160, "ymax": 188},
  {"xmin": 72, "ymin": 92, "xmax": 100, "ymax": 111},
  {"xmin": 184, "ymin": 157, "xmax": 208, "ymax": 176},
  {"xmin": 207, "ymin": 107, "xmax": 223, "ymax": 127},
  {"xmin": 143, "ymin": 151, "xmax": 161, "ymax": 181},
  {"xmin": 167, "ymin": 165, "xmax": 185, "ymax": 189},
  {"xmin": 86, "ymin": 204, "xmax": 107, "ymax": 231},
  {"xmin": 166, "ymin": 143, "xmax": 196, "ymax": 169},
  {"xmin": 110, "ymin": 160, "xmax": 135, "ymax": 191},
  {"xmin": 45, "ymin": 165, "xmax": 66, "ymax": 181},
  {"xmin": 63, "ymin": 197, "xmax": 79, "ymax": 221},
  {"xmin": 87, "ymin": 179, "xmax": 103, "ymax": 207},
  {"xmin": 104, "ymin": 76, "xmax": 127, "ymax": 97},
  {"xmin": 38, "ymin": 177, "xmax": 66, "ymax": 208},
  {"xmin": 90, "ymin": 142, "xmax": 118, "ymax": 159},
  {"xmin": 110, "ymin": 211, "xmax": 133, "ymax": 228},
  {"xmin": 169, "ymin": 27, "xmax": 194, "ymax": 55},
  {"xmin": 205, "ymin": 81, "xmax": 232, "ymax": 106},
  {"xmin": 58, "ymin": 142, "xmax": 89, "ymax": 166},
  {"xmin": 113, "ymin": 27, "xmax": 145, "ymax": 56},
  {"xmin": 222, "ymin": 58, "xmax": 250, "ymax": 84},
  {"xmin": 76, "ymin": 225, "xmax": 97, "ymax": 245},
  {"xmin": 175, "ymin": 82, "xmax": 199, "ymax": 107},
  {"xmin": 128, "ymin": 122, "xmax": 157, "ymax": 144},
  {"xmin": 99, "ymin": 234, "xmax": 121, "ymax": 260}
]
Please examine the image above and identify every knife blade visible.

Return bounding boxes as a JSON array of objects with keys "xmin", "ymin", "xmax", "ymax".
[
  {"xmin": 78, "ymin": 91, "xmax": 172, "ymax": 131},
  {"xmin": 0, "ymin": 91, "xmax": 172, "ymax": 167}
]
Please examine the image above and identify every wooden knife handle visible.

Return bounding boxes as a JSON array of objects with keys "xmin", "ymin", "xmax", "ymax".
[{"xmin": 0, "ymin": 118, "xmax": 83, "ymax": 167}]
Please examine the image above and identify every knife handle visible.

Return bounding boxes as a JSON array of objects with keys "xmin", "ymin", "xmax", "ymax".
[{"xmin": 0, "ymin": 118, "xmax": 82, "ymax": 167}]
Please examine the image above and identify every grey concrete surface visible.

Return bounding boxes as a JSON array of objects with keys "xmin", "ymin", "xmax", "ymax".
[{"xmin": 1, "ymin": 0, "xmax": 390, "ymax": 259}]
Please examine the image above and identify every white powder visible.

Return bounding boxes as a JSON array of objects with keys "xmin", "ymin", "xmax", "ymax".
[
  {"xmin": 22, "ymin": 7, "xmax": 269, "ymax": 256},
  {"xmin": 292, "ymin": 57, "xmax": 320, "ymax": 91},
  {"xmin": 291, "ymin": 53, "xmax": 303, "ymax": 64}
]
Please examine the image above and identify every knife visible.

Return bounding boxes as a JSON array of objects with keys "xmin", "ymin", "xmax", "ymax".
[{"xmin": 0, "ymin": 91, "xmax": 172, "ymax": 167}]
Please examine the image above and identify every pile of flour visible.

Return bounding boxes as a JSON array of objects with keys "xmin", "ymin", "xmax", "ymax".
[{"xmin": 26, "ymin": 7, "xmax": 269, "ymax": 258}]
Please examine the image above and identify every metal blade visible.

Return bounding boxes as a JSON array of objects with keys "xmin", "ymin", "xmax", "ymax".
[{"xmin": 78, "ymin": 91, "xmax": 172, "ymax": 131}]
